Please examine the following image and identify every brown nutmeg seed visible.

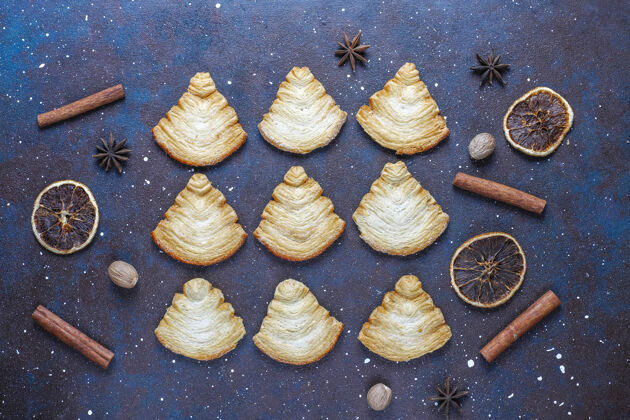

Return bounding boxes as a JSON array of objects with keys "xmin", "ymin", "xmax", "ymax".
[
  {"xmin": 108, "ymin": 260, "xmax": 138, "ymax": 288},
  {"xmin": 469, "ymin": 132, "xmax": 496, "ymax": 160},
  {"xmin": 367, "ymin": 383, "xmax": 392, "ymax": 411}
]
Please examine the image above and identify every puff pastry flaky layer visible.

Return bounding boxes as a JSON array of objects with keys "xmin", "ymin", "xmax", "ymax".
[
  {"xmin": 353, "ymin": 161, "xmax": 449, "ymax": 256},
  {"xmin": 153, "ymin": 72, "xmax": 247, "ymax": 166},
  {"xmin": 155, "ymin": 278, "xmax": 246, "ymax": 360},
  {"xmin": 254, "ymin": 166, "xmax": 345, "ymax": 261},
  {"xmin": 253, "ymin": 279, "xmax": 343, "ymax": 365},
  {"xmin": 358, "ymin": 275, "xmax": 451, "ymax": 362},
  {"xmin": 258, "ymin": 67, "xmax": 347, "ymax": 154},
  {"xmin": 152, "ymin": 173, "xmax": 246, "ymax": 265},
  {"xmin": 357, "ymin": 63, "xmax": 449, "ymax": 154}
]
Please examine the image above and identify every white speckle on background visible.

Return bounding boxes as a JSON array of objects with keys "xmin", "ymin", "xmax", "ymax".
[
  {"xmin": 556, "ymin": 353, "xmax": 562, "ymax": 359},
  {"xmin": 584, "ymin": 315, "xmax": 589, "ymax": 319},
  {"xmin": 215, "ymin": 3, "xmax": 221, "ymax": 8},
  {"xmin": 364, "ymin": 358, "xmax": 370, "ymax": 364},
  {"xmin": 143, "ymin": 156, "xmax": 148, "ymax": 162},
  {"xmin": 145, "ymin": 179, "xmax": 150, "ymax": 185},
  {"xmin": 434, "ymin": 82, "xmax": 438, "ymax": 87},
  {"xmin": 537, "ymin": 376, "xmax": 543, "ymax": 381},
  {"xmin": 38, "ymin": 63, "xmax": 45, "ymax": 68},
  {"xmin": 85, "ymin": 15, "xmax": 88, "ymax": 21},
  {"xmin": 467, "ymin": 359, "xmax": 474, "ymax": 368},
  {"xmin": 508, "ymin": 393, "xmax": 514, "ymax": 398},
  {"xmin": 227, "ymin": 80, "xmax": 232, "ymax": 85},
  {"xmin": 88, "ymin": 410, "xmax": 92, "ymax": 416},
  {"xmin": 560, "ymin": 365, "xmax": 565, "ymax": 374}
]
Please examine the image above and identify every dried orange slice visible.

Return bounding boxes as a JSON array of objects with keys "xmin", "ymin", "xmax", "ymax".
[
  {"xmin": 503, "ymin": 87, "xmax": 573, "ymax": 156},
  {"xmin": 31, "ymin": 180, "xmax": 99, "ymax": 255},
  {"xmin": 450, "ymin": 232, "xmax": 526, "ymax": 308}
]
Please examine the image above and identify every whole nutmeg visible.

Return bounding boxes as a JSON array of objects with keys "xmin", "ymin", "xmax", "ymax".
[
  {"xmin": 469, "ymin": 132, "xmax": 496, "ymax": 160},
  {"xmin": 108, "ymin": 260, "xmax": 138, "ymax": 289},
  {"xmin": 367, "ymin": 383, "xmax": 392, "ymax": 411}
]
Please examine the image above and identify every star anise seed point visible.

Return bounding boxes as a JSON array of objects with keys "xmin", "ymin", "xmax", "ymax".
[
  {"xmin": 470, "ymin": 49, "xmax": 510, "ymax": 87},
  {"xmin": 428, "ymin": 377, "xmax": 469, "ymax": 418},
  {"xmin": 93, "ymin": 132, "xmax": 130, "ymax": 174},
  {"xmin": 334, "ymin": 30, "xmax": 370, "ymax": 72}
]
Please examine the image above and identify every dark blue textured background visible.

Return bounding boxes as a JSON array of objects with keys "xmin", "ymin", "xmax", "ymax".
[{"xmin": 1, "ymin": 1, "xmax": 628, "ymax": 418}]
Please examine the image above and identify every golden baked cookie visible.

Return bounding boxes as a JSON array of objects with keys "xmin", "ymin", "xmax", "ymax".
[
  {"xmin": 151, "ymin": 173, "xmax": 246, "ymax": 265},
  {"xmin": 258, "ymin": 67, "xmax": 347, "ymax": 154},
  {"xmin": 155, "ymin": 278, "xmax": 245, "ymax": 360},
  {"xmin": 357, "ymin": 63, "xmax": 449, "ymax": 154},
  {"xmin": 352, "ymin": 161, "xmax": 449, "ymax": 255},
  {"xmin": 153, "ymin": 72, "xmax": 247, "ymax": 166},
  {"xmin": 358, "ymin": 275, "xmax": 451, "ymax": 362},
  {"xmin": 254, "ymin": 166, "xmax": 345, "ymax": 261},
  {"xmin": 253, "ymin": 279, "xmax": 343, "ymax": 365}
]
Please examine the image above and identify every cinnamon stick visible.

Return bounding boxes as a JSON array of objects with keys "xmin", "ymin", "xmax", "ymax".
[
  {"xmin": 480, "ymin": 290, "xmax": 561, "ymax": 362},
  {"xmin": 32, "ymin": 305, "xmax": 114, "ymax": 369},
  {"xmin": 452, "ymin": 172, "xmax": 546, "ymax": 215},
  {"xmin": 37, "ymin": 83, "xmax": 125, "ymax": 127}
]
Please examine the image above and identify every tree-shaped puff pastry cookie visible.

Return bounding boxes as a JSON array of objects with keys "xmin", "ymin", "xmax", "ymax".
[
  {"xmin": 254, "ymin": 166, "xmax": 345, "ymax": 261},
  {"xmin": 155, "ymin": 278, "xmax": 246, "ymax": 360},
  {"xmin": 353, "ymin": 161, "xmax": 448, "ymax": 256},
  {"xmin": 151, "ymin": 173, "xmax": 246, "ymax": 265},
  {"xmin": 258, "ymin": 66, "xmax": 347, "ymax": 154},
  {"xmin": 253, "ymin": 279, "xmax": 343, "ymax": 365},
  {"xmin": 358, "ymin": 275, "xmax": 451, "ymax": 362},
  {"xmin": 153, "ymin": 72, "xmax": 247, "ymax": 166},
  {"xmin": 357, "ymin": 63, "xmax": 449, "ymax": 154}
]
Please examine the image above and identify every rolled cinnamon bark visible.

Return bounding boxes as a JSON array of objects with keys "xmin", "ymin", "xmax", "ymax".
[
  {"xmin": 480, "ymin": 291, "xmax": 561, "ymax": 362},
  {"xmin": 453, "ymin": 172, "xmax": 546, "ymax": 215},
  {"xmin": 32, "ymin": 305, "xmax": 114, "ymax": 369},
  {"xmin": 37, "ymin": 83, "xmax": 125, "ymax": 127}
]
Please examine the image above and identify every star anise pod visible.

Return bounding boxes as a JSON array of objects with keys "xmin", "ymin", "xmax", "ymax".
[
  {"xmin": 428, "ymin": 377, "xmax": 468, "ymax": 418},
  {"xmin": 335, "ymin": 30, "xmax": 370, "ymax": 72},
  {"xmin": 93, "ymin": 132, "xmax": 130, "ymax": 173},
  {"xmin": 470, "ymin": 49, "xmax": 510, "ymax": 86}
]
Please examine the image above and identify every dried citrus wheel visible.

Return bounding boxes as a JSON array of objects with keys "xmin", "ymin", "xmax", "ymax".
[
  {"xmin": 503, "ymin": 87, "xmax": 573, "ymax": 157},
  {"xmin": 31, "ymin": 180, "xmax": 99, "ymax": 255},
  {"xmin": 450, "ymin": 232, "xmax": 526, "ymax": 308}
]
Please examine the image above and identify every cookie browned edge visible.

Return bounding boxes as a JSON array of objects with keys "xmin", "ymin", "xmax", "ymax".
[
  {"xmin": 150, "ymin": 228, "xmax": 247, "ymax": 266},
  {"xmin": 353, "ymin": 210, "xmax": 449, "ymax": 256},
  {"xmin": 393, "ymin": 126, "xmax": 449, "ymax": 155},
  {"xmin": 155, "ymin": 328, "xmax": 243, "ymax": 361},
  {"xmin": 252, "ymin": 321, "xmax": 344, "ymax": 365},
  {"xmin": 152, "ymin": 126, "xmax": 247, "ymax": 166},
  {"xmin": 257, "ymin": 114, "xmax": 346, "ymax": 155},
  {"xmin": 253, "ymin": 220, "xmax": 346, "ymax": 262},
  {"xmin": 356, "ymin": 104, "xmax": 449, "ymax": 155}
]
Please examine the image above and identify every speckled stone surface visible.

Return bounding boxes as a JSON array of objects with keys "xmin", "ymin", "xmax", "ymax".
[{"xmin": 1, "ymin": 1, "xmax": 629, "ymax": 418}]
